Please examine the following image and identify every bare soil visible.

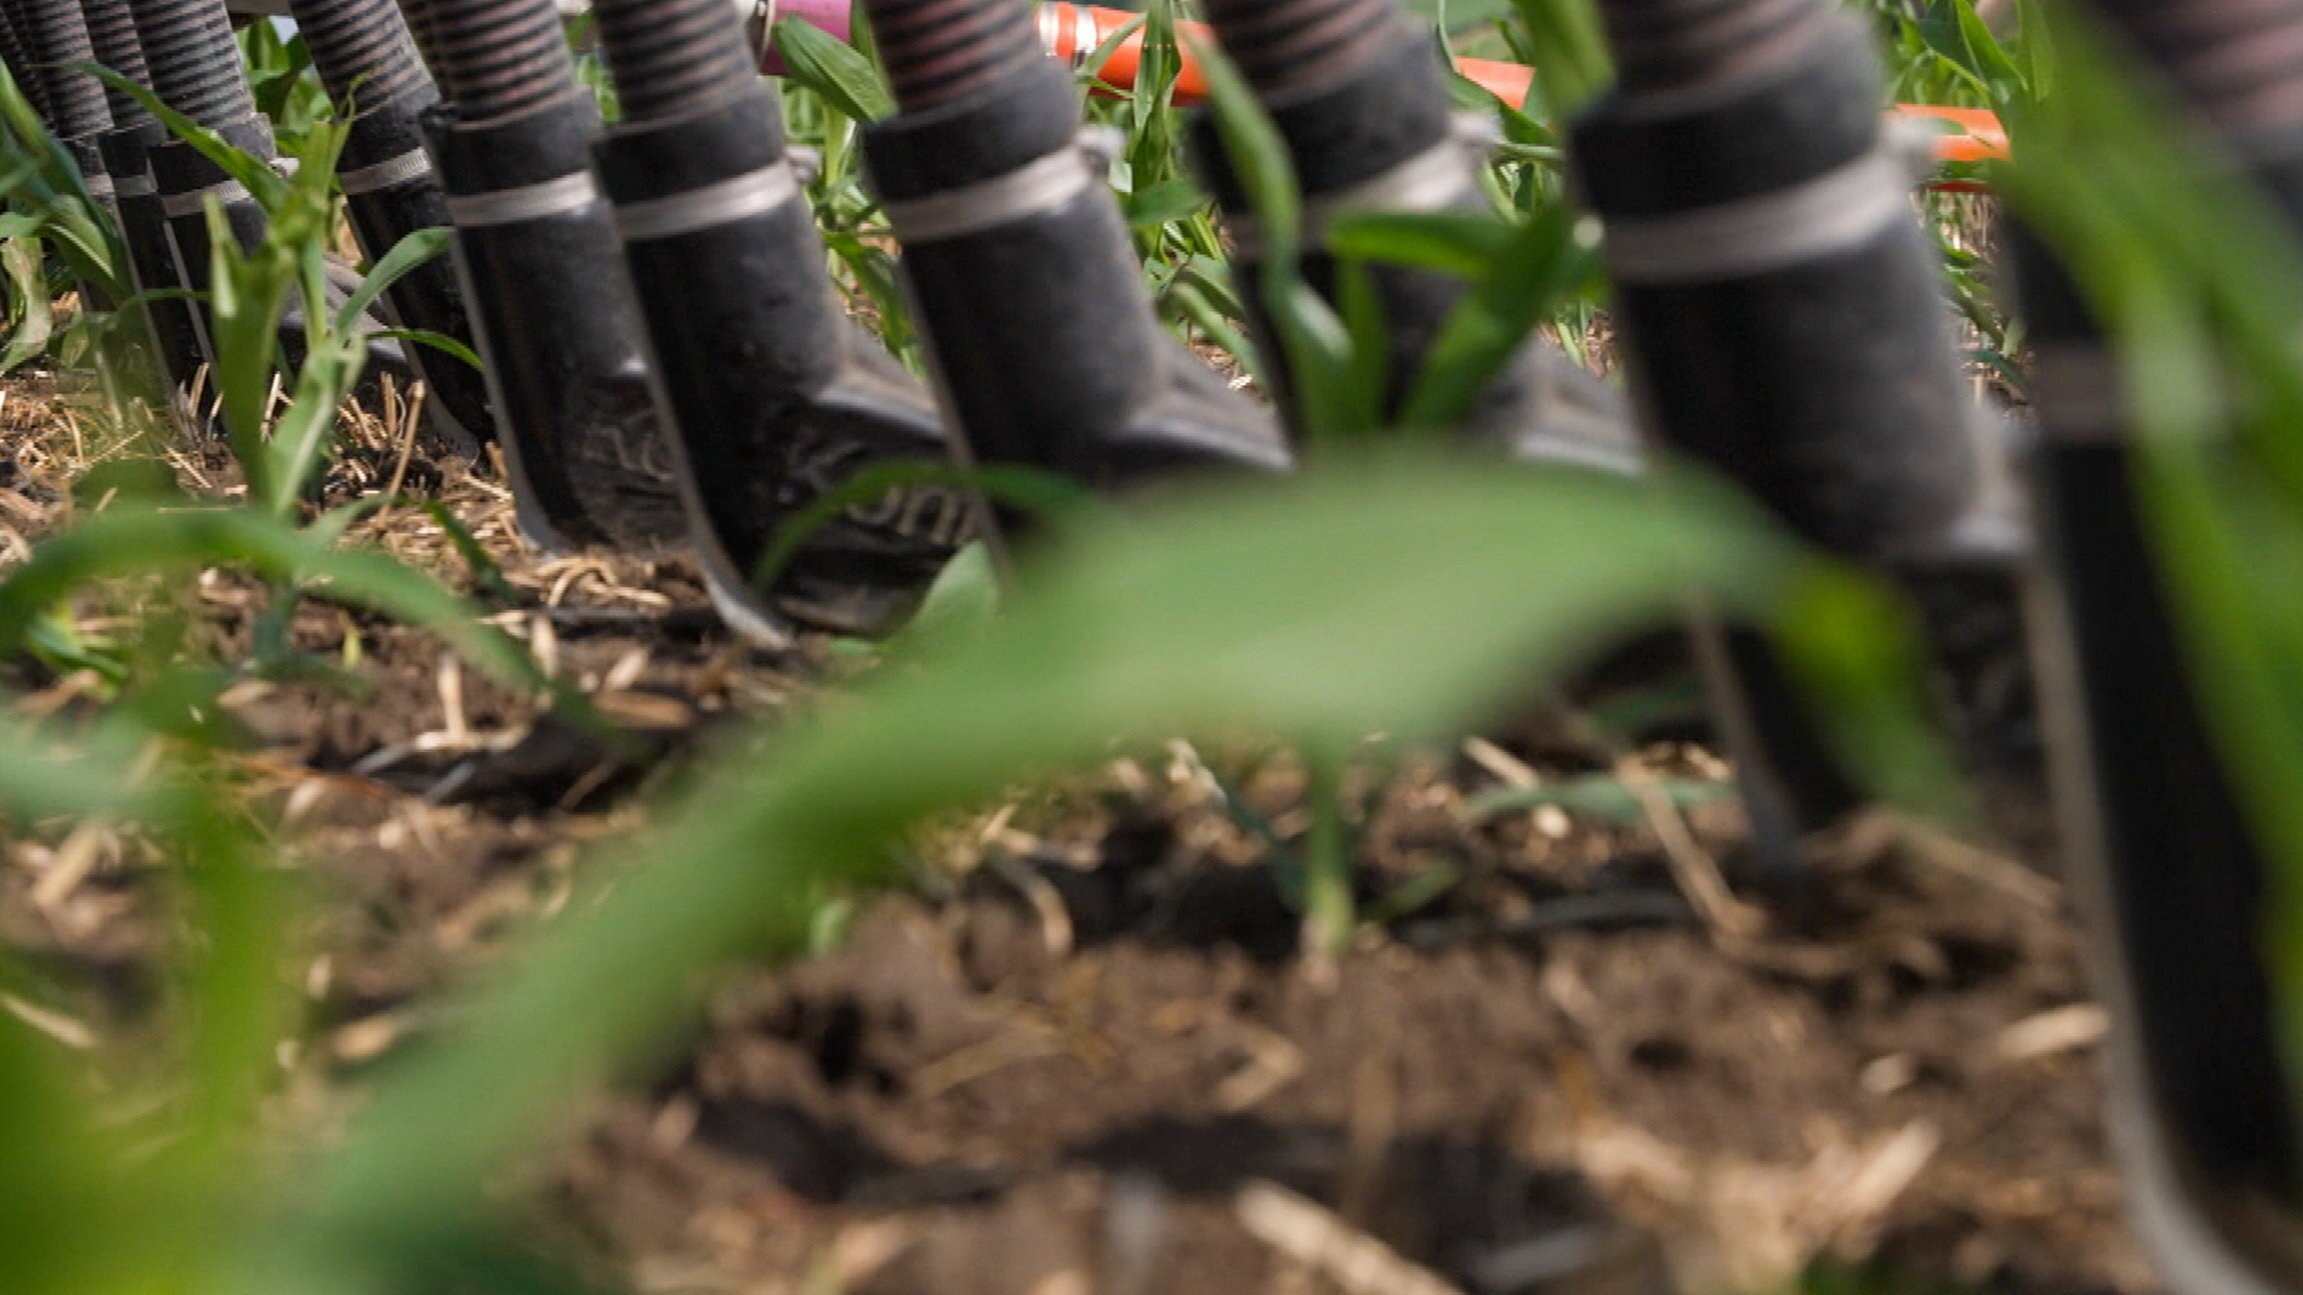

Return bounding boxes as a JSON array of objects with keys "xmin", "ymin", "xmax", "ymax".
[{"xmin": 0, "ymin": 369, "xmax": 2159, "ymax": 1295}]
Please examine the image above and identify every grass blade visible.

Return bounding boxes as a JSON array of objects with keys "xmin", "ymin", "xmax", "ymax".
[{"xmin": 773, "ymin": 18, "xmax": 894, "ymax": 123}]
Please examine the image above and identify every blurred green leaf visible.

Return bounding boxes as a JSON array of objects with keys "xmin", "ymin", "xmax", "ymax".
[
  {"xmin": 886, "ymin": 539, "xmax": 1001, "ymax": 656},
  {"xmin": 86, "ymin": 66, "xmax": 290, "ymax": 211},
  {"xmin": 1461, "ymin": 774, "xmax": 1734, "ymax": 827},
  {"xmin": 330, "ymin": 227, "xmax": 449, "ymax": 337},
  {"xmin": 1399, "ymin": 201, "xmax": 1598, "ymax": 427},
  {"xmin": 0, "ymin": 237, "xmax": 52, "ymax": 372},
  {"xmin": 378, "ymin": 326, "xmax": 483, "ymax": 372},
  {"xmin": 0, "ymin": 506, "xmax": 548, "ymax": 697},
  {"xmin": 1188, "ymin": 31, "xmax": 1364, "ymax": 439},
  {"xmin": 1326, "ymin": 210, "xmax": 1518, "ymax": 280},
  {"xmin": 1773, "ymin": 565, "xmax": 1970, "ymax": 822},
  {"xmin": 1403, "ymin": 0, "xmax": 1516, "ymax": 30},
  {"xmin": 0, "ymin": 709, "xmax": 175, "ymax": 820},
  {"xmin": 773, "ymin": 18, "xmax": 894, "ymax": 123},
  {"xmin": 2003, "ymin": 0, "xmax": 2303, "ymax": 1119},
  {"xmin": 1123, "ymin": 178, "xmax": 1207, "ymax": 230},
  {"xmin": 310, "ymin": 451, "xmax": 1802, "ymax": 1248},
  {"xmin": 1508, "ymin": 0, "xmax": 1610, "ymax": 117}
]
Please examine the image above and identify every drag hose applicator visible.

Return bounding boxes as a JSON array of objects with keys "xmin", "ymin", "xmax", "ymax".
[
  {"xmin": 1, "ymin": 5, "xmax": 55, "ymax": 123},
  {"xmin": 2095, "ymin": 0, "xmax": 2303, "ymax": 223},
  {"xmin": 854, "ymin": 0, "xmax": 1290, "ymax": 511},
  {"xmin": 2013, "ymin": 0, "xmax": 2303, "ymax": 1275},
  {"xmin": 404, "ymin": 0, "xmax": 686, "ymax": 550},
  {"xmin": 1187, "ymin": 0, "xmax": 1636, "ymax": 472},
  {"xmin": 3, "ymin": 0, "xmax": 195, "ymax": 399},
  {"xmin": 2, "ymin": 0, "xmax": 119, "ymax": 248},
  {"xmin": 587, "ymin": 0, "xmax": 970, "ymax": 639},
  {"xmin": 126, "ymin": 0, "xmax": 414, "ymax": 390},
  {"xmin": 282, "ymin": 0, "xmax": 496, "ymax": 451},
  {"xmin": 124, "ymin": 0, "xmax": 298, "ymax": 358},
  {"xmin": 1569, "ymin": 0, "xmax": 2022, "ymax": 861},
  {"xmin": 81, "ymin": 0, "xmax": 207, "ymax": 389}
]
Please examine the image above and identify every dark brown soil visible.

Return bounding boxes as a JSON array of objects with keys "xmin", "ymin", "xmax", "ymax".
[
  {"xmin": 531, "ymin": 820, "xmax": 2144, "ymax": 1295},
  {"xmin": 0, "ymin": 372, "xmax": 2159, "ymax": 1295}
]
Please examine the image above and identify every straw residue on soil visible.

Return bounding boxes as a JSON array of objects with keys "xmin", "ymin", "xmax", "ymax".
[{"xmin": 0, "ymin": 369, "xmax": 2156, "ymax": 1295}]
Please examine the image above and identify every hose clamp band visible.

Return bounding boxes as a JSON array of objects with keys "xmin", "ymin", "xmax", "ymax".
[
  {"xmin": 338, "ymin": 147, "xmax": 435, "ymax": 196},
  {"xmin": 1040, "ymin": 1, "xmax": 1098, "ymax": 67},
  {"xmin": 1226, "ymin": 133, "xmax": 1478, "ymax": 256},
  {"xmin": 443, "ymin": 170, "xmax": 599, "ymax": 227},
  {"xmin": 881, "ymin": 133, "xmax": 1104, "ymax": 244},
  {"xmin": 739, "ymin": 0, "xmax": 777, "ymax": 52},
  {"xmin": 1072, "ymin": 2, "xmax": 1096, "ymax": 64},
  {"xmin": 1308, "ymin": 133, "xmax": 1478, "ymax": 223},
  {"xmin": 160, "ymin": 177, "xmax": 251, "ymax": 218},
  {"xmin": 1598, "ymin": 146, "xmax": 1909, "ymax": 285},
  {"xmin": 113, "ymin": 171, "xmax": 156, "ymax": 198},
  {"xmin": 612, "ymin": 161, "xmax": 799, "ymax": 242}
]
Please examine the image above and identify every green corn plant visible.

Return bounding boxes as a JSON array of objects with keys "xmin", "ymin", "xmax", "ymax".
[
  {"xmin": 39, "ymin": 69, "xmax": 555, "ymax": 719},
  {"xmin": 1878, "ymin": 0, "xmax": 2053, "ymax": 109},
  {"xmin": 0, "ymin": 443, "xmax": 1940, "ymax": 1295},
  {"xmin": 92, "ymin": 67, "xmax": 457, "ymax": 513},
  {"xmin": 302, "ymin": 451, "xmax": 1932, "ymax": 1278},
  {"xmin": 0, "ymin": 65, "xmax": 129, "ymax": 306},
  {"xmin": 774, "ymin": 16, "xmax": 926, "ymax": 364},
  {"xmin": 0, "ymin": 10, "xmax": 1980, "ymax": 1290},
  {"xmin": 774, "ymin": 2, "xmax": 1269, "ymax": 373},
  {"xmin": 1505, "ymin": 0, "xmax": 1612, "ymax": 116},
  {"xmin": 0, "ymin": 58, "xmax": 177, "ymax": 411},
  {"xmin": 1863, "ymin": 0, "xmax": 2041, "ymax": 389},
  {"xmin": 241, "ymin": 22, "xmax": 329, "ymax": 147},
  {"xmin": 774, "ymin": 14, "xmax": 892, "ymax": 123},
  {"xmin": 0, "ymin": 229, "xmax": 56, "ymax": 373},
  {"xmin": 1188, "ymin": 32, "xmax": 1384, "ymax": 441},
  {"xmin": 1113, "ymin": 0, "xmax": 1225, "ymax": 268},
  {"xmin": 0, "ymin": 11, "xmax": 2013, "ymax": 1295},
  {"xmin": 0, "ymin": 698, "xmax": 329, "ymax": 1295}
]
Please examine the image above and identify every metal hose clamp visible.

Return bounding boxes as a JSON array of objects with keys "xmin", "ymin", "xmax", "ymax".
[
  {"xmin": 880, "ymin": 124, "xmax": 1118, "ymax": 244},
  {"xmin": 443, "ymin": 169, "xmax": 601, "ymax": 226},
  {"xmin": 1597, "ymin": 145, "xmax": 1910, "ymax": 284},
  {"xmin": 611, "ymin": 160, "xmax": 800, "ymax": 241},
  {"xmin": 337, "ymin": 146, "xmax": 435, "ymax": 196},
  {"xmin": 160, "ymin": 176, "xmax": 252, "ymax": 217}
]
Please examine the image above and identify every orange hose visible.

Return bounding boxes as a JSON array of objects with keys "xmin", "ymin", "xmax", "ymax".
[
  {"xmin": 1892, "ymin": 103, "xmax": 2009, "ymax": 165},
  {"xmin": 1039, "ymin": 0, "xmax": 1210, "ymax": 99},
  {"xmin": 1037, "ymin": 1, "xmax": 2010, "ymax": 167}
]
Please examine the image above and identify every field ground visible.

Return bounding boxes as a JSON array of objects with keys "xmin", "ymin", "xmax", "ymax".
[{"xmin": 0, "ymin": 367, "xmax": 2158, "ymax": 1295}]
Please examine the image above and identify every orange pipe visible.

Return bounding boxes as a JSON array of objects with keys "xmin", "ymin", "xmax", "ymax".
[
  {"xmin": 1893, "ymin": 103, "xmax": 2008, "ymax": 165},
  {"xmin": 1037, "ymin": 1, "xmax": 2010, "ymax": 168},
  {"xmin": 1038, "ymin": 0, "xmax": 1211, "ymax": 100}
]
